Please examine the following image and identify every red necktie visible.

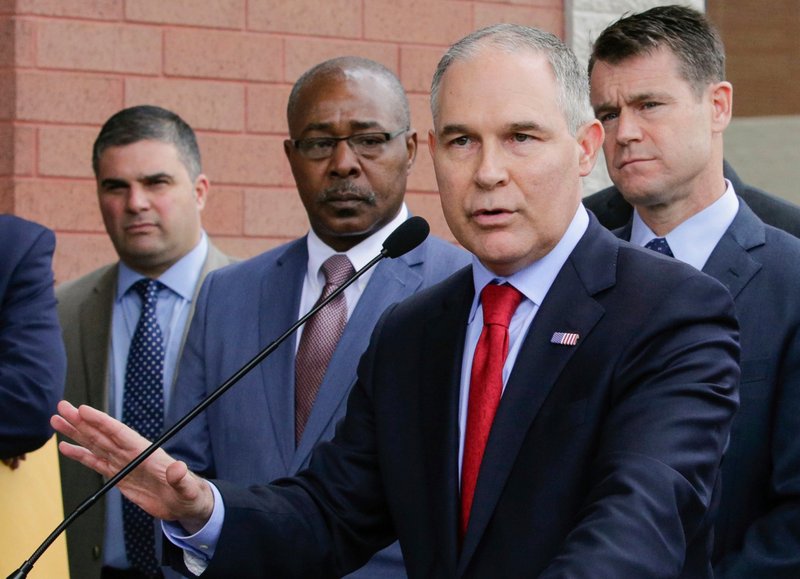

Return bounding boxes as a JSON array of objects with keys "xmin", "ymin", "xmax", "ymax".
[{"xmin": 460, "ymin": 283, "xmax": 524, "ymax": 540}]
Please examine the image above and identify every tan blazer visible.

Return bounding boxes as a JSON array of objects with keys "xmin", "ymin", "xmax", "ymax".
[{"xmin": 55, "ymin": 242, "xmax": 234, "ymax": 579}]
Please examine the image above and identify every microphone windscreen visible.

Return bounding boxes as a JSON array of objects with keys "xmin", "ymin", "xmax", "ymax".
[{"xmin": 382, "ymin": 216, "xmax": 430, "ymax": 258}]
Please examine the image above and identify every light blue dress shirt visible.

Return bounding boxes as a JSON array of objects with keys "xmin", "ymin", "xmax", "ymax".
[
  {"xmin": 104, "ymin": 233, "xmax": 209, "ymax": 569},
  {"xmin": 630, "ymin": 180, "xmax": 738, "ymax": 270},
  {"xmin": 164, "ymin": 205, "xmax": 590, "ymax": 574}
]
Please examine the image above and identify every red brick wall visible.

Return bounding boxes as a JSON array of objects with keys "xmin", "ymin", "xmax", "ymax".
[{"xmin": 0, "ymin": 0, "xmax": 563, "ymax": 284}]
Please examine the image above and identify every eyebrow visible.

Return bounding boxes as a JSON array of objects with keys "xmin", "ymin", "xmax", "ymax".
[
  {"xmin": 438, "ymin": 121, "xmax": 547, "ymax": 136},
  {"xmin": 594, "ymin": 91, "xmax": 670, "ymax": 114},
  {"xmin": 99, "ymin": 172, "xmax": 174, "ymax": 189},
  {"xmin": 301, "ymin": 120, "xmax": 384, "ymax": 135}
]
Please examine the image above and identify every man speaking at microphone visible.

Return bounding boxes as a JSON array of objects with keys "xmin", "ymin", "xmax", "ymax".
[
  {"xmin": 55, "ymin": 26, "xmax": 739, "ymax": 577},
  {"xmin": 162, "ymin": 56, "xmax": 467, "ymax": 578}
]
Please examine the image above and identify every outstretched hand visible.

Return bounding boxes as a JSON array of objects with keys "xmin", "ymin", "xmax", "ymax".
[{"xmin": 52, "ymin": 400, "xmax": 214, "ymax": 533}]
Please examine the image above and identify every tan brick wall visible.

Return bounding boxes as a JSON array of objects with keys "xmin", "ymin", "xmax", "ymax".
[{"xmin": 0, "ymin": 0, "xmax": 564, "ymax": 284}]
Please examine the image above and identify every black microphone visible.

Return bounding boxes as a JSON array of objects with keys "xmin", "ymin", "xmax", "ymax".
[{"xmin": 8, "ymin": 216, "xmax": 430, "ymax": 579}]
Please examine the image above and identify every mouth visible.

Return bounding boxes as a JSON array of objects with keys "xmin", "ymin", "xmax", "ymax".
[
  {"xmin": 319, "ymin": 184, "xmax": 377, "ymax": 210},
  {"xmin": 617, "ymin": 157, "xmax": 653, "ymax": 170},
  {"xmin": 472, "ymin": 207, "xmax": 515, "ymax": 226},
  {"xmin": 125, "ymin": 222, "xmax": 158, "ymax": 234}
]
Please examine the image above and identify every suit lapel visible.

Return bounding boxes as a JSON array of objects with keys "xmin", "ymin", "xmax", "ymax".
[
  {"xmin": 457, "ymin": 220, "xmax": 615, "ymax": 573},
  {"xmin": 420, "ymin": 269, "xmax": 473, "ymax": 575},
  {"xmin": 79, "ymin": 267, "xmax": 117, "ymax": 411},
  {"xmin": 702, "ymin": 201, "xmax": 764, "ymax": 299},
  {"xmin": 292, "ymin": 246, "xmax": 427, "ymax": 469},
  {"xmin": 259, "ymin": 240, "xmax": 307, "ymax": 471}
]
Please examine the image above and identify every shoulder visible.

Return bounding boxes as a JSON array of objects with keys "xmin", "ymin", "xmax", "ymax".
[
  {"xmin": 731, "ymin": 178, "xmax": 800, "ymax": 238},
  {"xmin": 56, "ymin": 263, "xmax": 116, "ymax": 306},
  {"xmin": 201, "ymin": 238, "xmax": 306, "ymax": 288},
  {"xmin": 0, "ymin": 215, "xmax": 55, "ymax": 263}
]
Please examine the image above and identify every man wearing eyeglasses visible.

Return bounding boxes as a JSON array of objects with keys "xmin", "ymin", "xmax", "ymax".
[{"xmin": 163, "ymin": 56, "xmax": 468, "ymax": 578}]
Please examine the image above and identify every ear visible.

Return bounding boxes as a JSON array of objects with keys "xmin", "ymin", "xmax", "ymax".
[
  {"xmin": 709, "ymin": 81, "xmax": 733, "ymax": 133},
  {"xmin": 283, "ymin": 138, "xmax": 293, "ymax": 161},
  {"xmin": 576, "ymin": 119, "xmax": 604, "ymax": 177},
  {"xmin": 194, "ymin": 174, "xmax": 209, "ymax": 211},
  {"xmin": 405, "ymin": 130, "xmax": 418, "ymax": 174},
  {"xmin": 427, "ymin": 128, "xmax": 438, "ymax": 159}
]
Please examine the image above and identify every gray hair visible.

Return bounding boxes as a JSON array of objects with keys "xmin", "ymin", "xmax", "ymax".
[
  {"xmin": 92, "ymin": 105, "xmax": 202, "ymax": 179},
  {"xmin": 287, "ymin": 56, "xmax": 410, "ymax": 131},
  {"xmin": 430, "ymin": 24, "xmax": 593, "ymax": 135}
]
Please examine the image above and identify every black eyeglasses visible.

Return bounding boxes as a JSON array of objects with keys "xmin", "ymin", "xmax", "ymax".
[{"xmin": 291, "ymin": 129, "xmax": 408, "ymax": 160}]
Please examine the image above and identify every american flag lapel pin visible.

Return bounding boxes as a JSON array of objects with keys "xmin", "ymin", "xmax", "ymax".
[{"xmin": 551, "ymin": 331, "xmax": 579, "ymax": 346}]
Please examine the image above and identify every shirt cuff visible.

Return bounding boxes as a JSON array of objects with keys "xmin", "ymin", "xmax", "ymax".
[{"xmin": 161, "ymin": 481, "xmax": 225, "ymax": 575}]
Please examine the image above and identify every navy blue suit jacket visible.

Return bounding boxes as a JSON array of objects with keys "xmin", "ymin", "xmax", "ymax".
[
  {"xmin": 614, "ymin": 200, "xmax": 800, "ymax": 577},
  {"xmin": 166, "ymin": 233, "xmax": 469, "ymax": 578},
  {"xmin": 0, "ymin": 215, "xmax": 65, "ymax": 458},
  {"xmin": 167, "ymin": 216, "xmax": 740, "ymax": 578}
]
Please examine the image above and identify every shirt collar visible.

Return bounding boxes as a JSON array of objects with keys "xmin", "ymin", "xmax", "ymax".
[
  {"xmin": 305, "ymin": 203, "xmax": 410, "ymax": 280},
  {"xmin": 116, "ymin": 232, "xmax": 209, "ymax": 301},
  {"xmin": 470, "ymin": 204, "xmax": 589, "ymax": 320},
  {"xmin": 631, "ymin": 180, "xmax": 738, "ymax": 270}
]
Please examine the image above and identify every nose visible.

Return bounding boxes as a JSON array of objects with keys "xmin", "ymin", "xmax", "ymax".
[
  {"xmin": 327, "ymin": 140, "xmax": 362, "ymax": 179},
  {"xmin": 125, "ymin": 185, "xmax": 151, "ymax": 212},
  {"xmin": 474, "ymin": 141, "xmax": 509, "ymax": 191},
  {"xmin": 615, "ymin": 109, "xmax": 643, "ymax": 145}
]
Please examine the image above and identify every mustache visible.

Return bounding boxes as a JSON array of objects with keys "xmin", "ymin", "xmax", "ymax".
[{"xmin": 317, "ymin": 182, "xmax": 377, "ymax": 205}]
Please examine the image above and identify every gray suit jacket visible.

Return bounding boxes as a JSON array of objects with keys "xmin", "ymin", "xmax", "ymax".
[
  {"xmin": 56, "ymin": 241, "xmax": 234, "ymax": 579},
  {"xmin": 165, "ymin": 233, "xmax": 469, "ymax": 578},
  {"xmin": 615, "ymin": 201, "xmax": 800, "ymax": 577}
]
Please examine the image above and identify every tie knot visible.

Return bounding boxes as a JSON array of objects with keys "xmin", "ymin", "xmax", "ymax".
[
  {"xmin": 480, "ymin": 283, "xmax": 524, "ymax": 328},
  {"xmin": 321, "ymin": 254, "xmax": 355, "ymax": 287},
  {"xmin": 132, "ymin": 278, "xmax": 161, "ymax": 304},
  {"xmin": 644, "ymin": 237, "xmax": 673, "ymax": 257}
]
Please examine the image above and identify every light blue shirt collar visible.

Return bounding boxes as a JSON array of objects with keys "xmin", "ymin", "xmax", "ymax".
[{"xmin": 631, "ymin": 181, "xmax": 738, "ymax": 271}]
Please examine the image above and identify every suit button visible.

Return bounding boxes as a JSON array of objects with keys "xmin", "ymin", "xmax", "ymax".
[{"xmin": 92, "ymin": 545, "xmax": 101, "ymax": 560}]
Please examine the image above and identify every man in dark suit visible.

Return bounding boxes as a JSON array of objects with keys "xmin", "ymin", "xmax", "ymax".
[
  {"xmin": 57, "ymin": 106, "xmax": 235, "ymax": 579},
  {"xmin": 585, "ymin": 160, "xmax": 800, "ymax": 237},
  {"xmin": 0, "ymin": 215, "xmax": 65, "ymax": 466},
  {"xmin": 54, "ymin": 25, "xmax": 740, "ymax": 577},
  {"xmin": 164, "ymin": 57, "xmax": 468, "ymax": 578},
  {"xmin": 586, "ymin": 6, "xmax": 800, "ymax": 576}
]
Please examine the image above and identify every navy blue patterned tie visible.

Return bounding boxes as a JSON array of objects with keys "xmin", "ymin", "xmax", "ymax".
[
  {"xmin": 645, "ymin": 237, "xmax": 674, "ymax": 257},
  {"xmin": 122, "ymin": 279, "xmax": 164, "ymax": 577}
]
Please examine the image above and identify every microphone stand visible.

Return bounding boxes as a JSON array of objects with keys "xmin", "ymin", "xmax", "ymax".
[{"xmin": 8, "ymin": 246, "xmax": 396, "ymax": 579}]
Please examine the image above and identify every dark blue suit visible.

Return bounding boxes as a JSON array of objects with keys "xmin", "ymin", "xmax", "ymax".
[
  {"xmin": 0, "ymin": 215, "xmax": 65, "ymax": 459},
  {"xmin": 614, "ymin": 200, "xmax": 800, "ymax": 577},
  {"xmin": 166, "ymin": 233, "xmax": 469, "ymax": 578},
  {"xmin": 167, "ymin": 217, "xmax": 740, "ymax": 578}
]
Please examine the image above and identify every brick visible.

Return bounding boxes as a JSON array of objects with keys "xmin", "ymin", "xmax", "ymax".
[
  {"xmin": 400, "ymin": 46, "xmax": 445, "ymax": 94},
  {"xmin": 16, "ymin": 72, "xmax": 123, "ymax": 124},
  {"xmin": 13, "ymin": 125, "xmax": 36, "ymax": 176},
  {"xmin": 0, "ymin": 124, "xmax": 12, "ymax": 175},
  {"xmin": 199, "ymin": 133, "xmax": 292, "ymax": 186},
  {"xmin": 14, "ymin": 178, "xmax": 103, "ymax": 232},
  {"xmin": 52, "ymin": 231, "xmax": 117, "ymax": 285},
  {"xmin": 285, "ymin": 38, "xmax": 398, "ymax": 83},
  {"xmin": 243, "ymin": 187, "xmax": 309, "ymax": 237},
  {"xmin": 364, "ymin": 0, "xmax": 472, "ymax": 45},
  {"xmin": 15, "ymin": 0, "xmax": 123, "ymax": 19},
  {"xmin": 248, "ymin": 0, "xmax": 361, "ymax": 38},
  {"xmin": 405, "ymin": 191, "xmax": 457, "ymax": 243},
  {"xmin": 37, "ymin": 21, "xmax": 161, "ymax": 75},
  {"xmin": 211, "ymin": 235, "xmax": 281, "ymax": 261},
  {"xmin": 246, "ymin": 84, "xmax": 291, "ymax": 134},
  {"xmin": 38, "ymin": 126, "xmax": 97, "ymax": 178},
  {"xmin": 474, "ymin": 4, "xmax": 563, "ymax": 36},
  {"xmin": 126, "ymin": 78, "xmax": 245, "ymax": 132},
  {"xmin": 0, "ymin": 71, "xmax": 14, "ymax": 120},
  {"xmin": 202, "ymin": 184, "xmax": 244, "ymax": 236},
  {"xmin": 126, "ymin": 0, "xmax": 245, "ymax": 29},
  {"xmin": 406, "ymin": 138, "xmax": 438, "ymax": 193},
  {"xmin": 165, "ymin": 29, "xmax": 282, "ymax": 82},
  {"xmin": 0, "ymin": 177, "xmax": 12, "ymax": 212},
  {"xmin": 408, "ymin": 93, "xmax": 434, "ymax": 143},
  {"xmin": 0, "ymin": 17, "xmax": 35, "ymax": 67}
]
